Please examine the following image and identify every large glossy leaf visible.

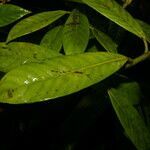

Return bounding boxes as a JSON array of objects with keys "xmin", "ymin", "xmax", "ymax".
[
  {"xmin": 7, "ymin": 10, "xmax": 68, "ymax": 42},
  {"xmin": 63, "ymin": 9, "xmax": 90, "ymax": 55},
  {"xmin": 0, "ymin": 52, "xmax": 127, "ymax": 104},
  {"xmin": 40, "ymin": 25, "xmax": 63, "ymax": 52},
  {"xmin": 92, "ymin": 27, "xmax": 118, "ymax": 53},
  {"xmin": 108, "ymin": 86, "xmax": 150, "ymax": 150},
  {"xmin": 82, "ymin": 0, "xmax": 145, "ymax": 39},
  {"xmin": 0, "ymin": 42, "xmax": 61, "ymax": 72},
  {"xmin": 0, "ymin": 4, "xmax": 30, "ymax": 27}
]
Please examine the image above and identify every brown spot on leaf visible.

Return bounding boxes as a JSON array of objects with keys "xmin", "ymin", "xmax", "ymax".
[
  {"xmin": 51, "ymin": 70, "xmax": 59, "ymax": 73},
  {"xmin": 7, "ymin": 89, "xmax": 14, "ymax": 98},
  {"xmin": 33, "ymin": 53, "xmax": 37, "ymax": 59},
  {"xmin": 73, "ymin": 71, "xmax": 83, "ymax": 74}
]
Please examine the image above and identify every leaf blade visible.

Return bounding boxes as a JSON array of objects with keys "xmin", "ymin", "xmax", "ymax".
[
  {"xmin": 0, "ymin": 42, "xmax": 61, "ymax": 72},
  {"xmin": 82, "ymin": 0, "xmax": 145, "ymax": 39},
  {"xmin": 40, "ymin": 25, "xmax": 63, "ymax": 52},
  {"xmin": 7, "ymin": 10, "xmax": 67, "ymax": 42},
  {"xmin": 0, "ymin": 4, "xmax": 30, "ymax": 27},
  {"xmin": 63, "ymin": 9, "xmax": 90, "ymax": 55},
  {"xmin": 108, "ymin": 85, "xmax": 150, "ymax": 150},
  {"xmin": 137, "ymin": 19, "xmax": 150, "ymax": 43},
  {"xmin": 92, "ymin": 27, "xmax": 118, "ymax": 53},
  {"xmin": 0, "ymin": 52, "xmax": 127, "ymax": 104}
]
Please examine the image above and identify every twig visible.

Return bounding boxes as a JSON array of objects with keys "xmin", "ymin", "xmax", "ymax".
[
  {"xmin": 143, "ymin": 39, "xmax": 149, "ymax": 53},
  {"xmin": 125, "ymin": 51, "xmax": 150, "ymax": 68}
]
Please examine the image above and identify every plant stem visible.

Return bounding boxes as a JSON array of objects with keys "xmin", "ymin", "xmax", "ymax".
[
  {"xmin": 143, "ymin": 39, "xmax": 149, "ymax": 53},
  {"xmin": 123, "ymin": 0, "xmax": 133, "ymax": 8},
  {"xmin": 125, "ymin": 51, "xmax": 150, "ymax": 68}
]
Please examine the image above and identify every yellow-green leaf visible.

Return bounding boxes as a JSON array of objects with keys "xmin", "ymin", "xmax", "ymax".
[
  {"xmin": 0, "ymin": 42, "xmax": 61, "ymax": 72},
  {"xmin": 0, "ymin": 52, "xmax": 127, "ymax": 104}
]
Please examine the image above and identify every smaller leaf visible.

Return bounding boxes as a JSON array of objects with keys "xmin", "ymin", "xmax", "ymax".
[
  {"xmin": 63, "ymin": 9, "xmax": 90, "ymax": 55},
  {"xmin": 0, "ymin": 42, "xmax": 61, "ymax": 72},
  {"xmin": 114, "ymin": 81, "xmax": 141, "ymax": 105},
  {"xmin": 40, "ymin": 25, "xmax": 63, "ymax": 52},
  {"xmin": 108, "ymin": 85, "xmax": 150, "ymax": 150},
  {"xmin": 7, "ymin": 10, "xmax": 68, "ymax": 42},
  {"xmin": 83, "ymin": 0, "xmax": 145, "ymax": 39},
  {"xmin": 0, "ymin": 4, "xmax": 30, "ymax": 27},
  {"xmin": 92, "ymin": 27, "xmax": 118, "ymax": 53}
]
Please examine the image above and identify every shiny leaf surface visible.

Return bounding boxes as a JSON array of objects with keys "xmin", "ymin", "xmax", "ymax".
[
  {"xmin": 0, "ymin": 4, "xmax": 30, "ymax": 27},
  {"xmin": 0, "ymin": 52, "xmax": 127, "ymax": 104},
  {"xmin": 7, "ymin": 10, "xmax": 68, "ymax": 42},
  {"xmin": 0, "ymin": 42, "xmax": 61, "ymax": 72},
  {"xmin": 83, "ymin": 0, "xmax": 145, "ymax": 38}
]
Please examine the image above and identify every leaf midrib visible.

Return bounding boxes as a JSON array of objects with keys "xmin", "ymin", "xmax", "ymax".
[{"xmin": 4, "ymin": 56, "xmax": 127, "ymax": 90}]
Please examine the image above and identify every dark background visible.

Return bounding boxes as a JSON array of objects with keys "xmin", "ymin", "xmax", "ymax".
[{"xmin": 0, "ymin": 0, "xmax": 150, "ymax": 150}]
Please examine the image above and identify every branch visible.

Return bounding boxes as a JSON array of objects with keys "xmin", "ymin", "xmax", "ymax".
[{"xmin": 125, "ymin": 51, "xmax": 150, "ymax": 68}]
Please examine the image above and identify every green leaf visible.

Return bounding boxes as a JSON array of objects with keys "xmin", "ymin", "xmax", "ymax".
[
  {"xmin": 0, "ymin": 4, "xmax": 30, "ymax": 27},
  {"xmin": 137, "ymin": 20, "xmax": 150, "ymax": 43},
  {"xmin": 92, "ymin": 27, "xmax": 118, "ymax": 53},
  {"xmin": 0, "ymin": 42, "xmax": 61, "ymax": 72},
  {"xmin": 40, "ymin": 25, "xmax": 63, "ymax": 52},
  {"xmin": 82, "ymin": 0, "xmax": 145, "ymax": 39},
  {"xmin": 7, "ymin": 10, "xmax": 68, "ymax": 42},
  {"xmin": 0, "ymin": 52, "xmax": 127, "ymax": 104},
  {"xmin": 114, "ymin": 81, "xmax": 141, "ymax": 105},
  {"xmin": 108, "ymin": 86, "xmax": 150, "ymax": 150},
  {"xmin": 63, "ymin": 9, "xmax": 90, "ymax": 55}
]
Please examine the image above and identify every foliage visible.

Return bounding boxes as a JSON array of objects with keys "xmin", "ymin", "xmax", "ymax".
[{"xmin": 0, "ymin": 0, "xmax": 150, "ymax": 149}]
